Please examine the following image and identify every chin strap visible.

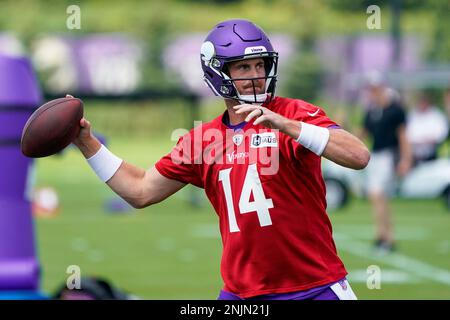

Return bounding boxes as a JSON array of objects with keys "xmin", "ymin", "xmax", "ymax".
[{"xmin": 237, "ymin": 93, "xmax": 268, "ymax": 105}]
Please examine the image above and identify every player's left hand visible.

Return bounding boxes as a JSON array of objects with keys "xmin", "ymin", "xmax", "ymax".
[{"xmin": 233, "ymin": 104, "xmax": 288, "ymax": 130}]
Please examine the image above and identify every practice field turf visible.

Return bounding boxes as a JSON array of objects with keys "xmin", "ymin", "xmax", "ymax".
[{"xmin": 34, "ymin": 137, "xmax": 450, "ymax": 299}]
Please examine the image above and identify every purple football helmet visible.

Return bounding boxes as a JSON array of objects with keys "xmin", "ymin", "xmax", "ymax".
[{"xmin": 200, "ymin": 19, "xmax": 278, "ymax": 104}]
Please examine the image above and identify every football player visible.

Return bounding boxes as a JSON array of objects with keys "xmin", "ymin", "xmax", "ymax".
[{"xmin": 73, "ymin": 19, "xmax": 370, "ymax": 300}]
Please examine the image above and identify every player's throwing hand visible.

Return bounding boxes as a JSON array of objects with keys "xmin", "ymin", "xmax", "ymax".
[{"xmin": 233, "ymin": 104, "xmax": 288, "ymax": 130}]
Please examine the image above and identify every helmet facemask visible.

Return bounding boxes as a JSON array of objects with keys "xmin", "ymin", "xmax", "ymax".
[
  {"xmin": 202, "ymin": 51, "xmax": 278, "ymax": 104},
  {"xmin": 220, "ymin": 54, "xmax": 278, "ymax": 104}
]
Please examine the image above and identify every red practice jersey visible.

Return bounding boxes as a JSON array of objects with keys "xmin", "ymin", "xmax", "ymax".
[{"xmin": 155, "ymin": 96, "xmax": 347, "ymax": 298}]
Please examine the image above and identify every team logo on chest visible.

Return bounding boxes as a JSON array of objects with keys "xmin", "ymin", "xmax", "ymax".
[
  {"xmin": 250, "ymin": 132, "xmax": 278, "ymax": 148},
  {"xmin": 232, "ymin": 134, "xmax": 244, "ymax": 146}
]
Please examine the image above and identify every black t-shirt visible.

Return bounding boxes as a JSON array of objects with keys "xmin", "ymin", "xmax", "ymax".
[{"xmin": 364, "ymin": 102, "xmax": 406, "ymax": 151}]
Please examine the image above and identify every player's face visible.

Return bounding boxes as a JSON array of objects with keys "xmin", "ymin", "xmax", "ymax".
[{"xmin": 227, "ymin": 58, "xmax": 266, "ymax": 95}]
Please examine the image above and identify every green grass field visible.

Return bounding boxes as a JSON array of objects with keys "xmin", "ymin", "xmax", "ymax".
[{"xmin": 34, "ymin": 136, "xmax": 450, "ymax": 300}]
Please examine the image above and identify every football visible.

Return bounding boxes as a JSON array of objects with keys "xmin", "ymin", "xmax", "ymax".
[{"xmin": 21, "ymin": 97, "xmax": 84, "ymax": 158}]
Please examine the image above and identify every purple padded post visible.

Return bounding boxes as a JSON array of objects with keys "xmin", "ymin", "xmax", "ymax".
[{"xmin": 0, "ymin": 53, "xmax": 42, "ymax": 290}]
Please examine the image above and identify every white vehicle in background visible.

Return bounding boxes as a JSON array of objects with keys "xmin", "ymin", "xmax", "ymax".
[{"xmin": 323, "ymin": 158, "xmax": 450, "ymax": 211}]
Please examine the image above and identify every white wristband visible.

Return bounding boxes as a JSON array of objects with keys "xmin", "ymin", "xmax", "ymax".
[
  {"xmin": 87, "ymin": 144, "xmax": 123, "ymax": 182},
  {"xmin": 296, "ymin": 122, "xmax": 330, "ymax": 156}
]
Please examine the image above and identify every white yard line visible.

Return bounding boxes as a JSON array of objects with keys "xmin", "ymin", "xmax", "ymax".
[
  {"xmin": 191, "ymin": 223, "xmax": 450, "ymax": 286},
  {"xmin": 347, "ymin": 269, "xmax": 421, "ymax": 284},
  {"xmin": 336, "ymin": 233, "xmax": 450, "ymax": 287},
  {"xmin": 334, "ymin": 225, "xmax": 430, "ymax": 240}
]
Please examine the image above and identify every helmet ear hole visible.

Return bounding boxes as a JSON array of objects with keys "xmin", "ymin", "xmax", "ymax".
[
  {"xmin": 205, "ymin": 70, "xmax": 214, "ymax": 79},
  {"xmin": 263, "ymin": 57, "xmax": 273, "ymax": 76},
  {"xmin": 222, "ymin": 64, "xmax": 230, "ymax": 77}
]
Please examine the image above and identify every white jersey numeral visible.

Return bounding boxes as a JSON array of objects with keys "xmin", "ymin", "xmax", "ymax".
[
  {"xmin": 218, "ymin": 167, "xmax": 240, "ymax": 232},
  {"xmin": 218, "ymin": 164, "xmax": 274, "ymax": 233}
]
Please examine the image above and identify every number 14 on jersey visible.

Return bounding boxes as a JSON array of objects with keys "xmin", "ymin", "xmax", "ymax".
[{"xmin": 218, "ymin": 164, "xmax": 274, "ymax": 232}]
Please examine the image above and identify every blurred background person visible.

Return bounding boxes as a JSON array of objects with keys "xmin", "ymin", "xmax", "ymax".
[
  {"xmin": 361, "ymin": 71, "xmax": 413, "ymax": 254},
  {"xmin": 406, "ymin": 93, "xmax": 449, "ymax": 165}
]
